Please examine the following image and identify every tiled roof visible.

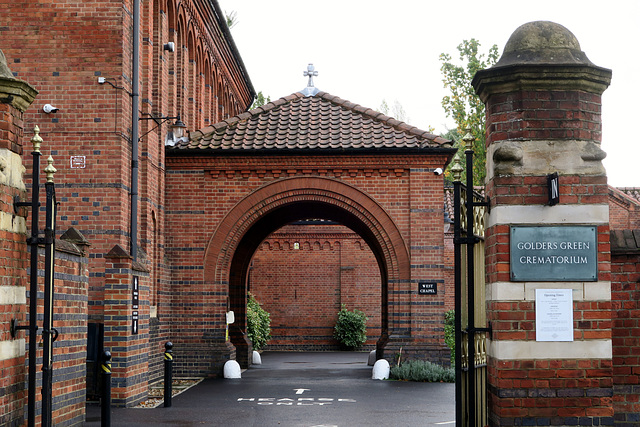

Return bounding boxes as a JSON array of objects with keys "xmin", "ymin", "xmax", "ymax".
[
  {"xmin": 610, "ymin": 229, "xmax": 640, "ymax": 253},
  {"xmin": 617, "ymin": 187, "xmax": 640, "ymax": 204},
  {"xmin": 172, "ymin": 92, "xmax": 453, "ymax": 152},
  {"xmin": 444, "ymin": 184, "xmax": 485, "ymax": 221}
]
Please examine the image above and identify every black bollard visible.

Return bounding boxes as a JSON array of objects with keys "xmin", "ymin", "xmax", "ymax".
[
  {"xmin": 164, "ymin": 341, "xmax": 173, "ymax": 407},
  {"xmin": 101, "ymin": 350, "xmax": 112, "ymax": 427}
]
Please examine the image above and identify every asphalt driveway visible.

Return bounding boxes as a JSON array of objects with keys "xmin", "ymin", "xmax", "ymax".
[{"xmin": 85, "ymin": 351, "xmax": 455, "ymax": 426}]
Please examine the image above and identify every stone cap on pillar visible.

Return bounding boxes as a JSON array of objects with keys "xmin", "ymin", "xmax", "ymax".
[
  {"xmin": 0, "ymin": 49, "xmax": 38, "ymax": 112},
  {"xmin": 472, "ymin": 21, "xmax": 612, "ymax": 102}
]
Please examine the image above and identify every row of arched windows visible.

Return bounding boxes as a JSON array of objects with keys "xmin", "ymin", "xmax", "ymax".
[
  {"xmin": 142, "ymin": 1, "xmax": 253, "ymax": 310},
  {"xmin": 149, "ymin": 0, "xmax": 250, "ymax": 133}
]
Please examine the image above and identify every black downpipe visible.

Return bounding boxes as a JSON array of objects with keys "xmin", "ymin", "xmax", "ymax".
[{"xmin": 131, "ymin": 0, "xmax": 140, "ymax": 260}]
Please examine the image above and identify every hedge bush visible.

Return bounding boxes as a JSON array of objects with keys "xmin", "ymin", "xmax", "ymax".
[
  {"xmin": 444, "ymin": 309, "xmax": 455, "ymax": 364},
  {"xmin": 246, "ymin": 292, "xmax": 271, "ymax": 351},
  {"xmin": 333, "ymin": 305, "xmax": 367, "ymax": 350},
  {"xmin": 390, "ymin": 360, "xmax": 455, "ymax": 382}
]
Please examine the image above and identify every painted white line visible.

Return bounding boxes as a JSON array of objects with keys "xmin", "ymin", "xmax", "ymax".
[
  {"xmin": 435, "ymin": 421, "xmax": 455, "ymax": 425},
  {"xmin": 294, "ymin": 388, "xmax": 310, "ymax": 395}
]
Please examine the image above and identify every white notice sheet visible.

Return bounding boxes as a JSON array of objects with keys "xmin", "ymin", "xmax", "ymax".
[{"xmin": 535, "ymin": 289, "xmax": 574, "ymax": 342}]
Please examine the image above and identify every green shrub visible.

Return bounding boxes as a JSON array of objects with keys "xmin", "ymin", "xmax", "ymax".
[
  {"xmin": 390, "ymin": 360, "xmax": 455, "ymax": 382},
  {"xmin": 444, "ymin": 309, "xmax": 455, "ymax": 364},
  {"xmin": 246, "ymin": 292, "xmax": 271, "ymax": 351},
  {"xmin": 333, "ymin": 305, "xmax": 367, "ymax": 350}
]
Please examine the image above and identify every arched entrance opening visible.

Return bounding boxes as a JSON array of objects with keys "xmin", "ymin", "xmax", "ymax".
[
  {"xmin": 204, "ymin": 177, "xmax": 411, "ymax": 368},
  {"xmin": 248, "ymin": 220, "xmax": 382, "ymax": 351}
]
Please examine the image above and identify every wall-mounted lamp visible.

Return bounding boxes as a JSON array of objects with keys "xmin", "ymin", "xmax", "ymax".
[
  {"xmin": 138, "ymin": 114, "xmax": 187, "ymax": 145},
  {"xmin": 163, "ymin": 42, "xmax": 175, "ymax": 52},
  {"xmin": 165, "ymin": 117, "xmax": 187, "ymax": 146}
]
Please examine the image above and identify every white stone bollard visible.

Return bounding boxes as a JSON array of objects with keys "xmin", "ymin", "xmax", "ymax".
[
  {"xmin": 367, "ymin": 349, "xmax": 377, "ymax": 366},
  {"xmin": 372, "ymin": 359, "xmax": 390, "ymax": 380},
  {"xmin": 252, "ymin": 351, "xmax": 262, "ymax": 365},
  {"xmin": 223, "ymin": 360, "xmax": 241, "ymax": 379}
]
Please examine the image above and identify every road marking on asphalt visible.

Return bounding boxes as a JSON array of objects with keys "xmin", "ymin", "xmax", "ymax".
[
  {"xmin": 435, "ymin": 421, "xmax": 455, "ymax": 425},
  {"xmin": 237, "ymin": 397, "xmax": 357, "ymax": 406},
  {"xmin": 294, "ymin": 388, "xmax": 310, "ymax": 394}
]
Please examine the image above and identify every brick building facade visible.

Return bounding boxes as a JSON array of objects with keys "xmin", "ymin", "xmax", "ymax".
[
  {"xmin": 166, "ymin": 91, "xmax": 456, "ymax": 369},
  {"xmin": 3, "ymin": 0, "xmax": 457, "ymax": 414},
  {"xmin": 1, "ymin": 3, "xmax": 640, "ymax": 426},
  {"xmin": 0, "ymin": 54, "xmax": 90, "ymax": 426},
  {"xmin": 2, "ymin": 0, "xmax": 256, "ymax": 413}
]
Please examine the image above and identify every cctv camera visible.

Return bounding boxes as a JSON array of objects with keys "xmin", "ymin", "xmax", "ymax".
[
  {"xmin": 43, "ymin": 104, "xmax": 59, "ymax": 114},
  {"xmin": 163, "ymin": 42, "xmax": 175, "ymax": 52},
  {"xmin": 434, "ymin": 168, "xmax": 443, "ymax": 175}
]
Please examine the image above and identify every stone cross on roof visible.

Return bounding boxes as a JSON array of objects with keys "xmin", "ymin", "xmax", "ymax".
[
  {"xmin": 301, "ymin": 63, "xmax": 319, "ymax": 97},
  {"xmin": 304, "ymin": 63, "xmax": 318, "ymax": 87}
]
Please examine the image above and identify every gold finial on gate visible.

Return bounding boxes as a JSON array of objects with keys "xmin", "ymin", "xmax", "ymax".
[
  {"xmin": 44, "ymin": 155, "xmax": 57, "ymax": 183},
  {"xmin": 31, "ymin": 125, "xmax": 43, "ymax": 153},
  {"xmin": 462, "ymin": 128, "xmax": 475, "ymax": 151},
  {"xmin": 451, "ymin": 153, "xmax": 463, "ymax": 182}
]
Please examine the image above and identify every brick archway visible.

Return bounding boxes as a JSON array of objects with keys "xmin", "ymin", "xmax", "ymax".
[{"xmin": 204, "ymin": 176, "xmax": 410, "ymax": 367}]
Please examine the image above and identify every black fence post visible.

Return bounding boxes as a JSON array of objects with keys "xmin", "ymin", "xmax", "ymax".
[
  {"xmin": 101, "ymin": 350, "xmax": 112, "ymax": 427},
  {"xmin": 41, "ymin": 156, "xmax": 57, "ymax": 427},
  {"xmin": 164, "ymin": 341, "xmax": 173, "ymax": 407}
]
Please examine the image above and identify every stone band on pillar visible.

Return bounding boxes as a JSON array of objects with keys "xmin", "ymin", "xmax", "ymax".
[{"xmin": 473, "ymin": 22, "xmax": 614, "ymax": 425}]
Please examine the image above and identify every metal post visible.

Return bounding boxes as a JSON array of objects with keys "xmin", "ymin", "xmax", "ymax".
[
  {"xmin": 452, "ymin": 154, "xmax": 463, "ymax": 425},
  {"xmin": 465, "ymin": 146, "xmax": 476, "ymax": 427},
  {"xmin": 164, "ymin": 341, "xmax": 173, "ymax": 407},
  {"xmin": 463, "ymin": 131, "xmax": 477, "ymax": 427},
  {"xmin": 27, "ymin": 127, "xmax": 42, "ymax": 427},
  {"xmin": 41, "ymin": 156, "xmax": 57, "ymax": 427},
  {"xmin": 101, "ymin": 351, "xmax": 112, "ymax": 427}
]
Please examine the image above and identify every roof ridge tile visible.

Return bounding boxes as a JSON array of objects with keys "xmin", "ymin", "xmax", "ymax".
[{"xmin": 173, "ymin": 90, "xmax": 457, "ymax": 152}]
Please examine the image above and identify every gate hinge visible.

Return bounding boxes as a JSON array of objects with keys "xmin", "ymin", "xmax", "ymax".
[{"xmin": 453, "ymin": 236, "xmax": 481, "ymax": 245}]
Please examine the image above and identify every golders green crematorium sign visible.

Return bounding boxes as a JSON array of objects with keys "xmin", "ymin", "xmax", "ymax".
[{"xmin": 510, "ymin": 226, "xmax": 597, "ymax": 281}]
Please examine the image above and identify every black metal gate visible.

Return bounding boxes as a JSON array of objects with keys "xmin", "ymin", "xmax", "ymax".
[
  {"xmin": 11, "ymin": 127, "xmax": 58, "ymax": 427},
  {"xmin": 453, "ymin": 132, "xmax": 490, "ymax": 427}
]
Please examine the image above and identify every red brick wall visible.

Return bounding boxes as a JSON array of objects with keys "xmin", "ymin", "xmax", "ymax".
[
  {"xmin": 0, "ymin": 77, "xmax": 30, "ymax": 426},
  {"xmin": 167, "ymin": 155, "xmax": 451, "ymax": 370},
  {"xmin": 250, "ymin": 223, "xmax": 381, "ymax": 350},
  {"xmin": 2, "ymin": 0, "xmax": 254, "ymax": 402},
  {"xmin": 611, "ymin": 253, "xmax": 640, "ymax": 424},
  {"xmin": 485, "ymin": 91, "xmax": 604, "ymax": 145},
  {"xmin": 481, "ymin": 72, "xmax": 614, "ymax": 423},
  {"xmin": 609, "ymin": 188, "xmax": 640, "ymax": 230},
  {"xmin": 47, "ymin": 241, "xmax": 89, "ymax": 426},
  {"xmin": 103, "ymin": 248, "xmax": 151, "ymax": 406}
]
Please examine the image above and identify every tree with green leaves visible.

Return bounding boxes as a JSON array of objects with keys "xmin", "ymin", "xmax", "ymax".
[
  {"xmin": 379, "ymin": 99, "xmax": 409, "ymax": 123},
  {"xmin": 250, "ymin": 91, "xmax": 271, "ymax": 110},
  {"xmin": 225, "ymin": 10, "xmax": 238, "ymax": 29},
  {"xmin": 440, "ymin": 39, "xmax": 499, "ymax": 185}
]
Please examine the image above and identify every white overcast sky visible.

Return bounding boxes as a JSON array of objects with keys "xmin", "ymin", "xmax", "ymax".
[{"xmin": 219, "ymin": 0, "xmax": 640, "ymax": 187}]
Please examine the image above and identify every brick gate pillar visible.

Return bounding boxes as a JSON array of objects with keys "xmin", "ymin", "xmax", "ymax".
[
  {"xmin": 473, "ymin": 22, "xmax": 614, "ymax": 425},
  {"xmin": 0, "ymin": 49, "xmax": 37, "ymax": 427},
  {"xmin": 103, "ymin": 244, "xmax": 150, "ymax": 406}
]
